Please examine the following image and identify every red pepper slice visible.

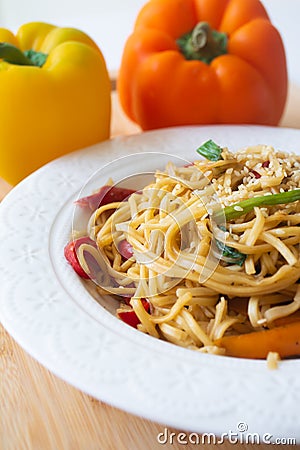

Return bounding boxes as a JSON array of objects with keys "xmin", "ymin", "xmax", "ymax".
[
  {"xmin": 64, "ymin": 236, "xmax": 98, "ymax": 279},
  {"xmin": 75, "ymin": 185, "xmax": 136, "ymax": 211},
  {"xmin": 251, "ymin": 169, "xmax": 261, "ymax": 179},
  {"xmin": 262, "ymin": 160, "xmax": 270, "ymax": 168},
  {"xmin": 118, "ymin": 299, "xmax": 150, "ymax": 328},
  {"xmin": 118, "ymin": 239, "xmax": 133, "ymax": 260}
]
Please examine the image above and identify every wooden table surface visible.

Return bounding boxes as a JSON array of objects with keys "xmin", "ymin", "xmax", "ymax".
[{"xmin": 1, "ymin": 87, "xmax": 300, "ymax": 450}]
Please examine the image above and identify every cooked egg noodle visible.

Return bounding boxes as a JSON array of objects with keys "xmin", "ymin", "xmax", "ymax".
[{"xmin": 76, "ymin": 145, "xmax": 300, "ymax": 356}]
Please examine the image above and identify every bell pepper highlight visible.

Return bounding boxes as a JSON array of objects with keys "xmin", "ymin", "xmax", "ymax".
[{"xmin": 177, "ymin": 22, "xmax": 227, "ymax": 63}]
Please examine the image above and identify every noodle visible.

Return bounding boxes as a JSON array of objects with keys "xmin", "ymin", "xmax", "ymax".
[{"xmin": 73, "ymin": 143, "xmax": 300, "ymax": 360}]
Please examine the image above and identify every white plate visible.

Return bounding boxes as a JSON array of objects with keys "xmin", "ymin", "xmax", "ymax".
[{"xmin": 1, "ymin": 125, "xmax": 300, "ymax": 442}]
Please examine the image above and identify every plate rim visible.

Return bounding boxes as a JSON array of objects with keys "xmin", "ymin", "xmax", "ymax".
[{"xmin": 1, "ymin": 124, "xmax": 300, "ymax": 440}]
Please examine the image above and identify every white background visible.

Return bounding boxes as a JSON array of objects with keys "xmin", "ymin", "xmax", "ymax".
[{"xmin": 0, "ymin": 0, "xmax": 299, "ymax": 85}]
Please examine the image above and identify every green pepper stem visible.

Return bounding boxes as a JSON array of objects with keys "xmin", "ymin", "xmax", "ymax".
[
  {"xmin": 177, "ymin": 22, "xmax": 227, "ymax": 64},
  {"xmin": 0, "ymin": 42, "xmax": 35, "ymax": 66},
  {"xmin": 0, "ymin": 42, "xmax": 47, "ymax": 67},
  {"xmin": 215, "ymin": 189, "xmax": 300, "ymax": 221}
]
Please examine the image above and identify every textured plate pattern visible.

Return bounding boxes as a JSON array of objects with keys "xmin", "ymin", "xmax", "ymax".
[{"xmin": 1, "ymin": 125, "xmax": 300, "ymax": 440}]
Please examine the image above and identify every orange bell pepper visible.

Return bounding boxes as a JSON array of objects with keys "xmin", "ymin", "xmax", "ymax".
[
  {"xmin": 118, "ymin": 0, "xmax": 288, "ymax": 130},
  {"xmin": 215, "ymin": 321, "xmax": 300, "ymax": 359}
]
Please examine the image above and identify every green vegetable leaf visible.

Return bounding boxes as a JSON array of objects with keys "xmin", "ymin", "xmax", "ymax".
[
  {"xmin": 196, "ymin": 139, "xmax": 223, "ymax": 161},
  {"xmin": 216, "ymin": 239, "xmax": 246, "ymax": 266}
]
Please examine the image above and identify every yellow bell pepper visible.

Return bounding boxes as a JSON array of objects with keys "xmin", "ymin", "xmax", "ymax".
[{"xmin": 0, "ymin": 22, "xmax": 111, "ymax": 185}]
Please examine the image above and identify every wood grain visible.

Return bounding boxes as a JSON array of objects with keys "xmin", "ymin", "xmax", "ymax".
[
  {"xmin": 1, "ymin": 90, "xmax": 299, "ymax": 450},
  {"xmin": 0, "ymin": 325, "xmax": 266, "ymax": 450}
]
